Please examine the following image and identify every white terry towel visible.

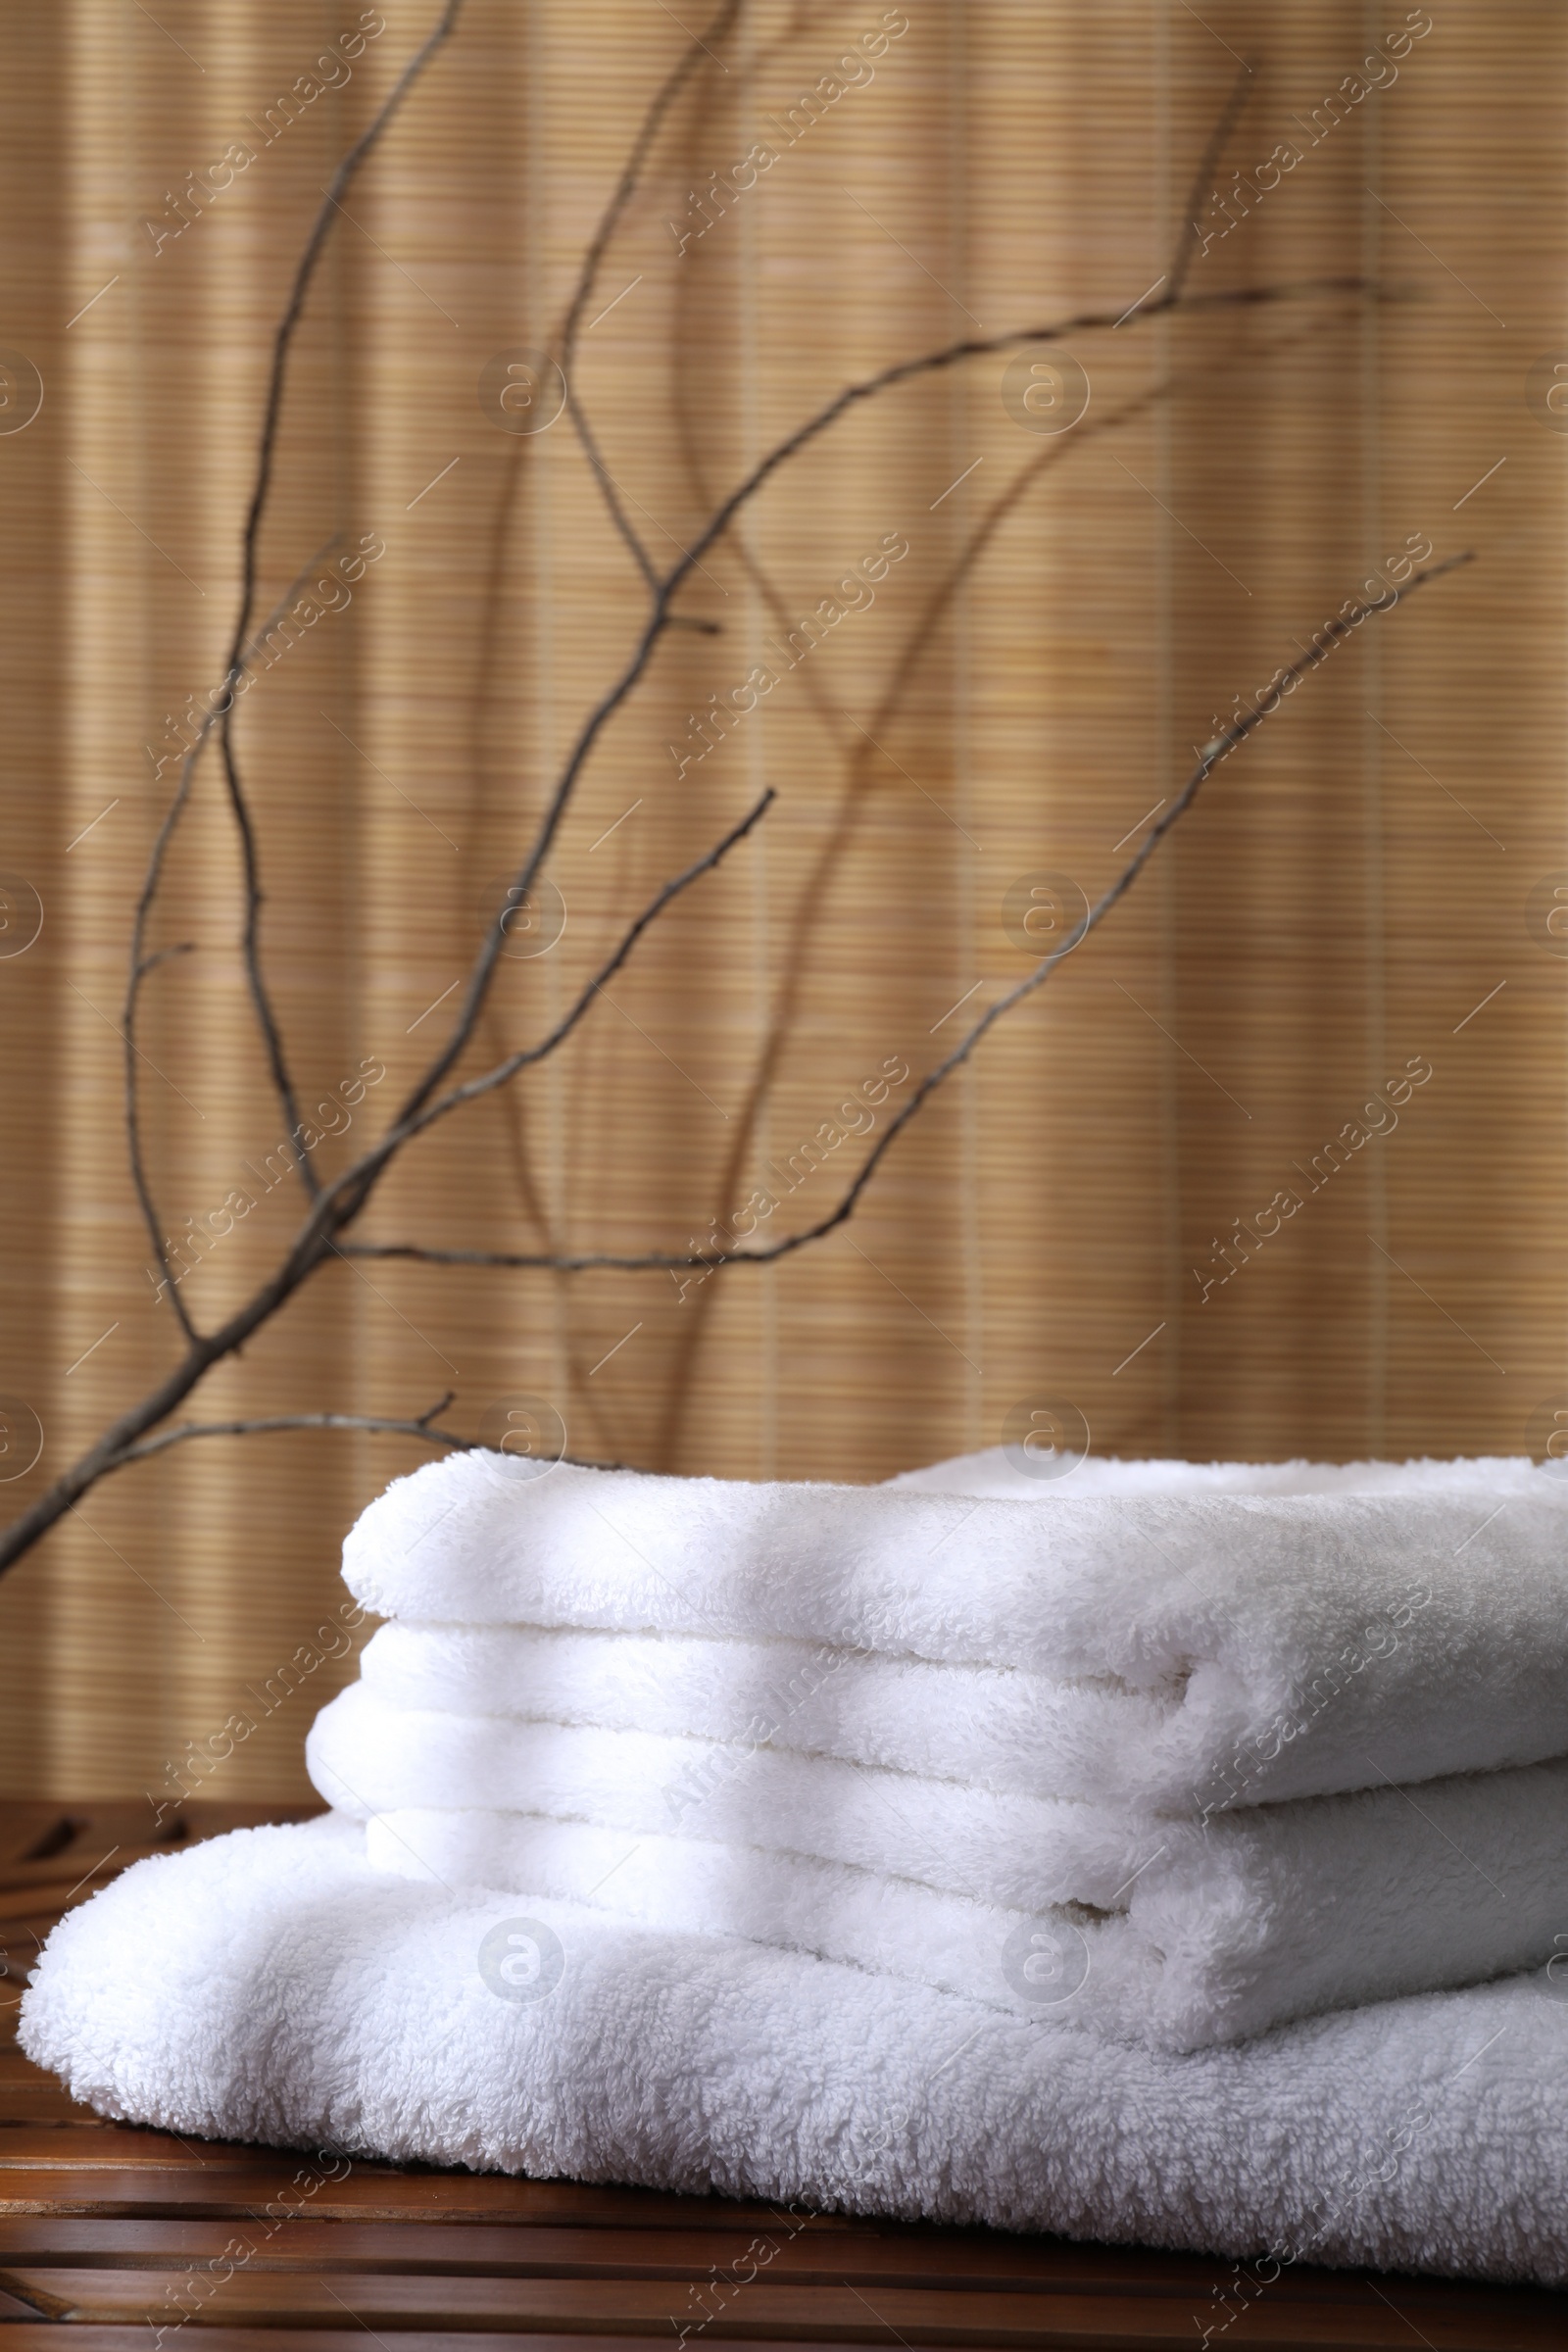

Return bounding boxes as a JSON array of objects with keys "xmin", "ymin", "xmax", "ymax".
[
  {"xmin": 357, "ymin": 1620, "xmax": 1182, "ymax": 1806},
  {"xmin": 22, "ymin": 1812, "xmax": 1568, "ymax": 2287},
  {"xmin": 340, "ymin": 1450, "xmax": 1568, "ymax": 1807},
  {"xmin": 308, "ymin": 1682, "xmax": 1568, "ymax": 2049},
  {"xmin": 886, "ymin": 1446, "xmax": 1550, "ymax": 1500}
]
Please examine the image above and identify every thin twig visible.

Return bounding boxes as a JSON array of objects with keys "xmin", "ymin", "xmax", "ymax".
[
  {"xmin": 555, "ymin": 0, "xmax": 742, "ymax": 594},
  {"xmin": 223, "ymin": 538, "xmax": 350, "ymax": 1205},
  {"xmin": 122, "ymin": 737, "xmax": 210, "ymax": 1341},
  {"xmin": 216, "ymin": 2, "xmax": 463, "ymax": 1166},
  {"xmin": 390, "ymin": 270, "xmax": 1376, "ymax": 1150},
  {"xmin": 110, "ymin": 1413, "xmax": 625, "ymax": 1477},
  {"xmin": 217, "ymin": 724, "xmax": 319, "ymax": 1195},
  {"xmin": 111, "ymin": 1412, "xmax": 477, "ymax": 1470},
  {"xmin": 350, "ymin": 788, "xmax": 775, "ymax": 1175},
  {"xmin": 1167, "ymin": 60, "xmax": 1255, "ymax": 302},
  {"xmin": 224, "ymin": 4, "xmax": 464, "ymax": 689},
  {"xmin": 557, "ymin": 0, "xmax": 739, "ymax": 363},
  {"xmin": 122, "ymin": 1, "xmax": 465, "ymax": 1270},
  {"xmin": 0, "ymin": 784, "xmax": 773, "ymax": 1573},
  {"xmin": 120, "ymin": 539, "xmax": 354, "ymax": 1324},
  {"xmin": 342, "ymin": 556, "xmax": 1472, "ymax": 1278}
]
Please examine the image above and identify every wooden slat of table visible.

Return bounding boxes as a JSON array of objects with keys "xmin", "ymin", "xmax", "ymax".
[
  {"xmin": 0, "ymin": 1802, "xmax": 1561, "ymax": 2346},
  {"xmin": 0, "ymin": 2217, "xmax": 1219, "ymax": 2289},
  {"xmin": 0, "ymin": 2220, "xmax": 1496, "ymax": 2309},
  {"xmin": 4, "ymin": 2217, "xmax": 1564, "ymax": 2323},
  {"xmin": 0, "ymin": 2167, "xmax": 873, "ymax": 2233},
  {"xmin": 0, "ymin": 2336, "xmax": 1003, "ymax": 2351},
  {"xmin": 9, "ymin": 2267, "xmax": 1568, "ymax": 2348}
]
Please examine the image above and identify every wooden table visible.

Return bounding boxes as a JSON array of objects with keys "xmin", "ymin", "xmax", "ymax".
[{"xmin": 1, "ymin": 1803, "xmax": 1561, "ymax": 2349}]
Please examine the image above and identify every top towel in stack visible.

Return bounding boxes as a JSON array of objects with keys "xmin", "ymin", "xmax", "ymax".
[{"xmin": 308, "ymin": 1447, "xmax": 1568, "ymax": 2051}]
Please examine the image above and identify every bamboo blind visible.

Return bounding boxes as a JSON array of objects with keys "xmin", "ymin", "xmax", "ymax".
[{"xmin": 0, "ymin": 0, "xmax": 1563, "ymax": 1799}]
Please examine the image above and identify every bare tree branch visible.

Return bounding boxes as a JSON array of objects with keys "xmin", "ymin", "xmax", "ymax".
[
  {"xmin": 342, "ymin": 555, "xmax": 1473, "ymax": 1279},
  {"xmin": 110, "ymin": 1405, "xmax": 623, "ymax": 1476},
  {"xmin": 554, "ymin": 0, "xmax": 743, "ymax": 594},
  {"xmin": 216, "ymin": 531, "xmax": 351, "ymax": 1206},
  {"xmin": 120, "ymin": 536, "xmax": 356, "ymax": 1336},
  {"xmin": 217, "ymin": 724, "xmax": 320, "ymax": 1199},
  {"xmin": 1166, "ymin": 60, "xmax": 1255, "ymax": 304},
  {"xmin": 122, "ymin": 0, "xmax": 466, "ymax": 1270},
  {"xmin": 0, "ymin": 45, "xmax": 1448, "ymax": 1586},
  {"xmin": 0, "ymin": 789, "xmax": 772, "ymax": 1573},
  {"xmin": 217, "ymin": 0, "xmax": 464, "ymax": 1163},
  {"xmin": 317, "ymin": 787, "xmax": 776, "ymax": 1234},
  {"xmin": 390, "ymin": 267, "xmax": 1377, "ymax": 1157},
  {"xmin": 112, "ymin": 1411, "xmax": 477, "ymax": 1472}
]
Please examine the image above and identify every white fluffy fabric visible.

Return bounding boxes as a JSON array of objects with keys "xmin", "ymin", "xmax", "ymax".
[
  {"xmin": 358, "ymin": 1620, "xmax": 1180, "ymax": 1806},
  {"xmin": 342, "ymin": 1450, "xmax": 1568, "ymax": 1806},
  {"xmin": 311, "ymin": 1683, "xmax": 1568, "ymax": 2050},
  {"xmin": 20, "ymin": 1814, "xmax": 1568, "ymax": 2287},
  {"xmin": 887, "ymin": 1447, "xmax": 1552, "ymax": 1500}
]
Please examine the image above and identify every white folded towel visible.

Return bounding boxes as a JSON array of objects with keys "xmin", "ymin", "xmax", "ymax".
[
  {"xmin": 356, "ymin": 1620, "xmax": 1178, "ymax": 1804},
  {"xmin": 22, "ymin": 1813, "xmax": 1568, "ymax": 2286},
  {"xmin": 308, "ymin": 1680, "xmax": 1161, "ymax": 1913},
  {"xmin": 309, "ymin": 1683, "xmax": 1568, "ymax": 2048},
  {"xmin": 362, "ymin": 1806, "xmax": 1155, "ymax": 2025},
  {"xmin": 341, "ymin": 1451, "xmax": 1568, "ymax": 1808},
  {"xmin": 889, "ymin": 1448, "xmax": 1562, "ymax": 1500}
]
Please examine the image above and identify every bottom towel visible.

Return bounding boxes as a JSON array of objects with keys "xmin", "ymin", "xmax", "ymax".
[{"xmin": 20, "ymin": 1813, "xmax": 1568, "ymax": 2287}]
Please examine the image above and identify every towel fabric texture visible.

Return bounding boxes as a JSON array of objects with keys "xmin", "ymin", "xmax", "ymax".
[
  {"xmin": 310, "ymin": 1680, "xmax": 1568, "ymax": 2049},
  {"xmin": 356, "ymin": 1618, "xmax": 1185, "ymax": 1806},
  {"xmin": 325, "ymin": 1446, "xmax": 1568, "ymax": 2047},
  {"xmin": 343, "ymin": 1449, "xmax": 1568, "ymax": 1806},
  {"xmin": 20, "ymin": 1813, "xmax": 1568, "ymax": 2288}
]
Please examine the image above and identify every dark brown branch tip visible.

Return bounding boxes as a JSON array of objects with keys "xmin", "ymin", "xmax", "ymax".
[{"xmin": 137, "ymin": 943, "xmax": 197, "ymax": 977}]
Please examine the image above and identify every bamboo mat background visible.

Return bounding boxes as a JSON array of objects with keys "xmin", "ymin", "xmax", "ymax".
[{"xmin": 0, "ymin": 0, "xmax": 1562, "ymax": 1798}]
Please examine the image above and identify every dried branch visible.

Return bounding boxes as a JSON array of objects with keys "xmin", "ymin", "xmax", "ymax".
[
  {"xmin": 352, "ymin": 788, "xmax": 775, "ymax": 1166},
  {"xmin": 0, "ymin": 44, "xmax": 1449, "ymax": 1585},
  {"xmin": 122, "ymin": 751, "xmax": 209, "ymax": 1343},
  {"xmin": 1166, "ymin": 60, "xmax": 1255, "ymax": 304},
  {"xmin": 651, "ymin": 182, "xmax": 1321, "ymax": 1455},
  {"xmin": 391, "ymin": 268, "xmax": 1375, "ymax": 1165},
  {"xmin": 343, "ymin": 554, "xmax": 1473, "ymax": 1279},
  {"xmin": 556, "ymin": 0, "xmax": 744, "ymax": 593},
  {"xmin": 218, "ymin": 724, "xmax": 319, "ymax": 1199},
  {"xmin": 121, "ymin": 537, "xmax": 356, "ymax": 1337},
  {"xmin": 0, "ymin": 787, "xmax": 772, "ymax": 1573},
  {"xmin": 112, "ymin": 1411, "xmax": 476, "ymax": 1472},
  {"xmin": 122, "ymin": 1, "xmax": 466, "ymax": 1276},
  {"xmin": 215, "ymin": 0, "xmax": 464, "ymax": 1163}
]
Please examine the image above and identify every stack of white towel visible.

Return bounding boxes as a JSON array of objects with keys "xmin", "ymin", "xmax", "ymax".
[{"xmin": 308, "ymin": 1446, "xmax": 1568, "ymax": 2053}]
